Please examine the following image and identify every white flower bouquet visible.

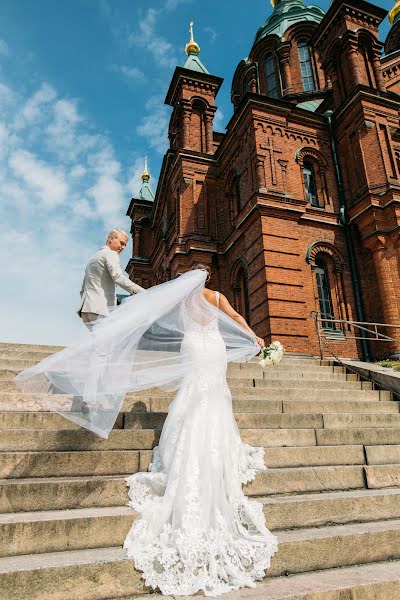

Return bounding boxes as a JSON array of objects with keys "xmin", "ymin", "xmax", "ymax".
[{"xmin": 258, "ymin": 341, "xmax": 284, "ymax": 368}]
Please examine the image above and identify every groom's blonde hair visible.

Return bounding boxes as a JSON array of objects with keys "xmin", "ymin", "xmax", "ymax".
[{"xmin": 107, "ymin": 228, "xmax": 129, "ymax": 242}]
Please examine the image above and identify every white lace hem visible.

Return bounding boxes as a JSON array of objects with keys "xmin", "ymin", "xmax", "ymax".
[{"xmin": 124, "ymin": 444, "xmax": 278, "ymax": 597}]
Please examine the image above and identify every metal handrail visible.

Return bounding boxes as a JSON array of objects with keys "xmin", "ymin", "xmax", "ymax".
[{"xmin": 310, "ymin": 311, "xmax": 400, "ymax": 360}]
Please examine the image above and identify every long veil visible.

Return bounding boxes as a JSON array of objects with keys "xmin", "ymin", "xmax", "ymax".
[{"xmin": 14, "ymin": 270, "xmax": 260, "ymax": 438}]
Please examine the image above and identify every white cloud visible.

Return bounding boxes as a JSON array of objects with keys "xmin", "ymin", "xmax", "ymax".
[
  {"xmin": 129, "ymin": 8, "xmax": 178, "ymax": 70},
  {"xmin": 9, "ymin": 149, "xmax": 68, "ymax": 207},
  {"xmin": 214, "ymin": 109, "xmax": 225, "ymax": 131},
  {"xmin": 112, "ymin": 64, "xmax": 145, "ymax": 82},
  {"xmin": 0, "ymin": 80, "xmax": 136, "ymax": 345},
  {"xmin": 164, "ymin": 0, "xmax": 193, "ymax": 10},
  {"xmin": 204, "ymin": 26, "xmax": 218, "ymax": 43},
  {"xmin": 137, "ymin": 95, "xmax": 170, "ymax": 154},
  {"xmin": 14, "ymin": 82, "xmax": 57, "ymax": 130},
  {"xmin": 0, "ymin": 39, "xmax": 9, "ymax": 56}
]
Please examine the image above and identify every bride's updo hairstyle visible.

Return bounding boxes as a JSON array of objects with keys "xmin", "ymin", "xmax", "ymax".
[{"xmin": 191, "ymin": 262, "xmax": 211, "ymax": 282}]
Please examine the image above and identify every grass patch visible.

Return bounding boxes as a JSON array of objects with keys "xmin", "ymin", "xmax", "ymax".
[{"xmin": 378, "ymin": 360, "xmax": 400, "ymax": 371}]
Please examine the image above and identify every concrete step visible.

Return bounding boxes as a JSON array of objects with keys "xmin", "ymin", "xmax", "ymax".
[
  {"xmin": 365, "ymin": 465, "xmax": 400, "ymax": 489},
  {"xmin": 282, "ymin": 399, "xmax": 399, "ymax": 414},
  {"xmin": 3, "ymin": 488, "xmax": 400, "ymax": 559},
  {"xmin": 113, "ymin": 561, "xmax": 400, "ymax": 600},
  {"xmin": 0, "ymin": 411, "xmax": 324, "ymax": 431},
  {"xmin": 263, "ymin": 488, "xmax": 400, "ymax": 530},
  {"xmin": 0, "ymin": 506, "xmax": 135, "ymax": 558},
  {"xmin": 270, "ymin": 519, "xmax": 400, "ymax": 577},
  {"xmin": 0, "ymin": 359, "xmax": 350, "ymax": 380},
  {"xmin": 0, "ymin": 450, "xmax": 143, "ymax": 479},
  {"xmin": 229, "ymin": 378, "xmax": 370, "ymax": 390},
  {"xmin": 0, "ymin": 385, "xmax": 389, "ymax": 407},
  {"xmin": 246, "ymin": 465, "xmax": 366, "ymax": 496},
  {"xmin": 2, "ymin": 521, "xmax": 400, "ymax": 599},
  {"xmin": 0, "ymin": 443, "xmax": 372, "ymax": 479},
  {"xmin": 366, "ymin": 445, "xmax": 400, "ymax": 465},
  {"xmin": 323, "ymin": 413, "xmax": 400, "ymax": 428},
  {"xmin": 0, "ymin": 427, "xmax": 321, "ymax": 451},
  {"xmin": 0, "ymin": 476, "xmax": 127, "ymax": 513},
  {"xmin": 0, "ymin": 343, "xmax": 64, "ymax": 353},
  {"xmin": 316, "ymin": 427, "xmax": 400, "ymax": 446},
  {"xmin": 0, "ymin": 463, "xmax": 370, "ymax": 514}
]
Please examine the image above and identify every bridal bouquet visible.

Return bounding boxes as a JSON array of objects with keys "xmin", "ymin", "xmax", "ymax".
[{"xmin": 259, "ymin": 341, "xmax": 284, "ymax": 368}]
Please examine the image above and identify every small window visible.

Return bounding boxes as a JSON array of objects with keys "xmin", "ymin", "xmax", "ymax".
[
  {"xmin": 298, "ymin": 40, "xmax": 315, "ymax": 92},
  {"xmin": 303, "ymin": 161, "xmax": 319, "ymax": 206},
  {"xmin": 315, "ymin": 259, "xmax": 334, "ymax": 329},
  {"xmin": 264, "ymin": 54, "xmax": 278, "ymax": 98}
]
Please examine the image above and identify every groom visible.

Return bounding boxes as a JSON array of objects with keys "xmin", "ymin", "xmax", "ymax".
[{"xmin": 78, "ymin": 228, "xmax": 144, "ymax": 328}]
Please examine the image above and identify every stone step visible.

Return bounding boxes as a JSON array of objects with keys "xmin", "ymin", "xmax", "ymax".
[
  {"xmin": 0, "ymin": 444, "xmax": 368, "ymax": 480},
  {"xmin": 0, "ymin": 463, "xmax": 371, "ymax": 514},
  {"xmin": 0, "ymin": 427, "xmax": 319, "ymax": 451},
  {"xmin": 0, "ymin": 450, "xmax": 142, "ymax": 479},
  {"xmin": 0, "ymin": 476, "xmax": 126, "ymax": 513},
  {"xmin": 2, "ymin": 521, "xmax": 400, "ymax": 599},
  {"xmin": 323, "ymin": 413, "xmax": 400, "ymax": 428},
  {"xmin": 3, "ymin": 488, "xmax": 400, "ymax": 560},
  {"xmin": 0, "ymin": 385, "xmax": 389, "ymax": 407},
  {"xmin": 0, "ymin": 343, "xmax": 64, "ymax": 353},
  {"xmin": 263, "ymin": 488, "xmax": 400, "ymax": 530},
  {"xmin": 112, "ymin": 561, "xmax": 400, "ymax": 600},
  {"xmin": 366, "ymin": 445, "xmax": 400, "ymax": 465},
  {"xmin": 316, "ymin": 427, "xmax": 400, "ymax": 446},
  {"xmin": 0, "ymin": 411, "xmax": 324, "ymax": 431},
  {"xmin": 283, "ymin": 399, "xmax": 399, "ymax": 414},
  {"xmin": 0, "ymin": 506, "xmax": 135, "ymax": 558},
  {"xmin": 0, "ymin": 359, "xmax": 349, "ymax": 381},
  {"xmin": 246, "ymin": 465, "xmax": 366, "ymax": 496},
  {"xmin": 365, "ymin": 465, "xmax": 400, "ymax": 489},
  {"xmin": 232, "ymin": 379, "xmax": 371, "ymax": 390}
]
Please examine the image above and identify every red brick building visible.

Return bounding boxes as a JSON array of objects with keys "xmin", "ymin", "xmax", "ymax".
[{"xmin": 126, "ymin": 0, "xmax": 400, "ymax": 359}]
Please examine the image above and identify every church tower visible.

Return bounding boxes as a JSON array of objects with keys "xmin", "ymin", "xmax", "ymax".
[{"xmin": 165, "ymin": 22, "xmax": 223, "ymax": 154}]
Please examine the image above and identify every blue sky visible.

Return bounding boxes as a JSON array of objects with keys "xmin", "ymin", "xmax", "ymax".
[{"xmin": 0, "ymin": 0, "xmax": 392, "ymax": 345}]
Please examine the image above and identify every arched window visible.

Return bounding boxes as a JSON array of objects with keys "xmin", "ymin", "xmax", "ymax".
[
  {"xmin": 315, "ymin": 259, "xmax": 334, "ymax": 329},
  {"xmin": 298, "ymin": 40, "xmax": 315, "ymax": 92},
  {"xmin": 264, "ymin": 54, "xmax": 278, "ymax": 98},
  {"xmin": 303, "ymin": 161, "xmax": 319, "ymax": 206},
  {"xmin": 234, "ymin": 266, "xmax": 251, "ymax": 324}
]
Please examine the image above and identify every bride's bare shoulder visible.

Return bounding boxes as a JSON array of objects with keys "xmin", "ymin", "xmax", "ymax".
[{"xmin": 202, "ymin": 288, "xmax": 217, "ymax": 304}]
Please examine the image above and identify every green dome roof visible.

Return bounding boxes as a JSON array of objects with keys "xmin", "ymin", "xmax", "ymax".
[{"xmin": 254, "ymin": 0, "xmax": 325, "ymax": 45}]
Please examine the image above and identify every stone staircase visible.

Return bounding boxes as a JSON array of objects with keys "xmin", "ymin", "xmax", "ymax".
[{"xmin": 1, "ymin": 342, "xmax": 400, "ymax": 600}]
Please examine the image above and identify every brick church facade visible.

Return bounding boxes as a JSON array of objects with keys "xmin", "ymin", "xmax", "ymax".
[{"xmin": 126, "ymin": 0, "xmax": 400, "ymax": 359}]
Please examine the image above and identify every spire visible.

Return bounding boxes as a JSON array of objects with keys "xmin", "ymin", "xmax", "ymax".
[
  {"xmin": 138, "ymin": 156, "xmax": 155, "ymax": 202},
  {"xmin": 185, "ymin": 21, "xmax": 200, "ymax": 56},
  {"xmin": 183, "ymin": 21, "xmax": 209, "ymax": 74},
  {"xmin": 389, "ymin": 0, "xmax": 400, "ymax": 25}
]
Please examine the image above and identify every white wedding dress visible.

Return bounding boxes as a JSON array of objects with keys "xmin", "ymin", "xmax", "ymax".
[
  {"xmin": 14, "ymin": 270, "xmax": 278, "ymax": 596},
  {"xmin": 124, "ymin": 292, "xmax": 278, "ymax": 597}
]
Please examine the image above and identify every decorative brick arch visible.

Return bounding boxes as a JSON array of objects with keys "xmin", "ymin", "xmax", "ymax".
[
  {"xmin": 295, "ymin": 146, "xmax": 328, "ymax": 171},
  {"xmin": 306, "ymin": 241, "xmax": 345, "ymax": 271}
]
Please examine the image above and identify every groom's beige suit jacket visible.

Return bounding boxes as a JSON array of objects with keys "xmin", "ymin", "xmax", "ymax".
[{"xmin": 78, "ymin": 246, "xmax": 144, "ymax": 317}]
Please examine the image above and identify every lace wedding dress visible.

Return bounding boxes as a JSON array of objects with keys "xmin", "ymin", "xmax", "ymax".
[{"xmin": 124, "ymin": 292, "xmax": 278, "ymax": 597}]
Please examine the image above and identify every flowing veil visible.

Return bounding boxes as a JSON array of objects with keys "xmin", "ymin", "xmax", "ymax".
[{"xmin": 14, "ymin": 270, "xmax": 260, "ymax": 438}]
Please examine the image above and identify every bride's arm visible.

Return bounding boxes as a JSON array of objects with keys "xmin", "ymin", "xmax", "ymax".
[{"xmin": 218, "ymin": 293, "xmax": 264, "ymax": 348}]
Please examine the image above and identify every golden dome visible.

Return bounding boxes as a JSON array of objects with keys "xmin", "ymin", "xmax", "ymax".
[
  {"xmin": 389, "ymin": 1, "xmax": 400, "ymax": 25},
  {"xmin": 185, "ymin": 21, "xmax": 200, "ymax": 55},
  {"xmin": 141, "ymin": 156, "xmax": 150, "ymax": 182}
]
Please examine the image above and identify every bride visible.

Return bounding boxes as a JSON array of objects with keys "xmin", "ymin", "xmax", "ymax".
[
  {"xmin": 15, "ymin": 264, "xmax": 278, "ymax": 596},
  {"xmin": 124, "ymin": 264, "xmax": 278, "ymax": 596}
]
